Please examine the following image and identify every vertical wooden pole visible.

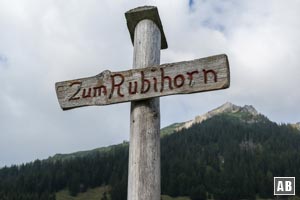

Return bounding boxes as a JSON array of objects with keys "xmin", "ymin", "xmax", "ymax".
[
  {"xmin": 128, "ymin": 19, "xmax": 161, "ymax": 200},
  {"xmin": 126, "ymin": 6, "xmax": 167, "ymax": 200}
]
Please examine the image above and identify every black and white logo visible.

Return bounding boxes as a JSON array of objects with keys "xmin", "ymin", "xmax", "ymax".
[{"xmin": 274, "ymin": 177, "xmax": 295, "ymax": 195}]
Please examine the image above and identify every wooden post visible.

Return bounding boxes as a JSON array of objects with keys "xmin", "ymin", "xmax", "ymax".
[
  {"xmin": 128, "ymin": 19, "xmax": 161, "ymax": 200},
  {"xmin": 126, "ymin": 6, "xmax": 167, "ymax": 200}
]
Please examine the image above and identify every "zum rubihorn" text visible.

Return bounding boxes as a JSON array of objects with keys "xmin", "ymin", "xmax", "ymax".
[{"xmin": 67, "ymin": 67, "xmax": 217, "ymax": 101}]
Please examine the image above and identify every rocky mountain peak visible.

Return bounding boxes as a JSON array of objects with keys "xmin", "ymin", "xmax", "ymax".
[
  {"xmin": 213, "ymin": 102, "xmax": 258, "ymax": 116},
  {"xmin": 241, "ymin": 105, "xmax": 258, "ymax": 116},
  {"xmin": 176, "ymin": 102, "xmax": 260, "ymax": 131},
  {"xmin": 211, "ymin": 102, "xmax": 240, "ymax": 113}
]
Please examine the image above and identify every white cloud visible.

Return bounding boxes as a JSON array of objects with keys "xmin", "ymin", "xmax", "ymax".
[{"xmin": 0, "ymin": 0, "xmax": 299, "ymax": 166}]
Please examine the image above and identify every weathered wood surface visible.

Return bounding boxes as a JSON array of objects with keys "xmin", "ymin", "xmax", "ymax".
[
  {"xmin": 128, "ymin": 19, "xmax": 161, "ymax": 200},
  {"xmin": 55, "ymin": 54, "xmax": 230, "ymax": 110},
  {"xmin": 125, "ymin": 5, "xmax": 168, "ymax": 49}
]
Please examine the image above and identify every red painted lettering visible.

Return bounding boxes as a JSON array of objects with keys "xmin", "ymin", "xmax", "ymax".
[
  {"xmin": 129, "ymin": 81, "xmax": 138, "ymax": 94},
  {"xmin": 174, "ymin": 74, "xmax": 185, "ymax": 88},
  {"xmin": 93, "ymin": 85, "xmax": 107, "ymax": 97},
  {"xmin": 141, "ymin": 71, "xmax": 150, "ymax": 94},
  {"xmin": 160, "ymin": 68, "xmax": 173, "ymax": 92},
  {"xmin": 110, "ymin": 74, "xmax": 124, "ymax": 98},
  {"xmin": 82, "ymin": 88, "xmax": 92, "ymax": 98},
  {"xmin": 186, "ymin": 70, "xmax": 199, "ymax": 86},
  {"xmin": 153, "ymin": 77, "xmax": 158, "ymax": 92},
  {"xmin": 203, "ymin": 69, "xmax": 217, "ymax": 84},
  {"xmin": 69, "ymin": 81, "xmax": 82, "ymax": 101}
]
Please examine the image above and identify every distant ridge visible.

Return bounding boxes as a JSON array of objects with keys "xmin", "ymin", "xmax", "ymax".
[
  {"xmin": 176, "ymin": 102, "xmax": 264, "ymax": 131},
  {"xmin": 48, "ymin": 142, "xmax": 128, "ymax": 162},
  {"xmin": 48, "ymin": 102, "xmax": 298, "ymax": 162}
]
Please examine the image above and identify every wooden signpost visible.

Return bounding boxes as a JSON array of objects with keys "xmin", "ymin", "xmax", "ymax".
[
  {"xmin": 55, "ymin": 6, "xmax": 230, "ymax": 200},
  {"xmin": 56, "ymin": 54, "xmax": 229, "ymax": 110}
]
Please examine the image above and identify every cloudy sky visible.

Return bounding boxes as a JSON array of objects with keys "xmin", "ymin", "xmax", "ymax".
[{"xmin": 0, "ymin": 0, "xmax": 299, "ymax": 167}]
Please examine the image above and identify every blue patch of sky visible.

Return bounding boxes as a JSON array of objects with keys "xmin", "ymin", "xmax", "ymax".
[
  {"xmin": 201, "ymin": 18, "xmax": 225, "ymax": 32},
  {"xmin": 0, "ymin": 54, "xmax": 8, "ymax": 63},
  {"xmin": 0, "ymin": 54, "xmax": 8, "ymax": 69},
  {"xmin": 202, "ymin": 3, "xmax": 227, "ymax": 32},
  {"xmin": 188, "ymin": 0, "xmax": 227, "ymax": 33},
  {"xmin": 213, "ymin": 3, "xmax": 225, "ymax": 14}
]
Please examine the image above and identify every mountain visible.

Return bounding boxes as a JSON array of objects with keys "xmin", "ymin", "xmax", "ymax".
[
  {"xmin": 48, "ymin": 102, "xmax": 298, "ymax": 162},
  {"xmin": 1, "ymin": 103, "xmax": 300, "ymax": 200},
  {"xmin": 162, "ymin": 102, "xmax": 270, "ymax": 136},
  {"xmin": 176, "ymin": 102, "xmax": 264, "ymax": 131},
  {"xmin": 49, "ymin": 102, "xmax": 263, "ymax": 161}
]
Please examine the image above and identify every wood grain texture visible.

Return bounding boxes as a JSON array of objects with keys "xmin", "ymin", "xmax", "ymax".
[
  {"xmin": 55, "ymin": 54, "xmax": 229, "ymax": 110},
  {"xmin": 125, "ymin": 6, "xmax": 168, "ymax": 49},
  {"xmin": 128, "ymin": 19, "xmax": 161, "ymax": 200}
]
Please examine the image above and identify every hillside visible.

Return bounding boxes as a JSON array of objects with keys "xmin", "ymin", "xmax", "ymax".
[
  {"xmin": 48, "ymin": 143, "xmax": 129, "ymax": 162},
  {"xmin": 47, "ymin": 102, "xmax": 269, "ymax": 162},
  {"xmin": 46, "ymin": 102, "xmax": 296, "ymax": 162},
  {"xmin": 1, "ymin": 103, "xmax": 300, "ymax": 200}
]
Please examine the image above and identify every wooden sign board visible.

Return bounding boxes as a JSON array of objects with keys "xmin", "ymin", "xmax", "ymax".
[{"xmin": 55, "ymin": 54, "xmax": 230, "ymax": 110}]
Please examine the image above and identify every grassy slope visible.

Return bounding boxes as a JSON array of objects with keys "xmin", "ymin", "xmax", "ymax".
[
  {"xmin": 56, "ymin": 186, "xmax": 190, "ymax": 200},
  {"xmin": 56, "ymin": 186, "xmax": 110, "ymax": 200}
]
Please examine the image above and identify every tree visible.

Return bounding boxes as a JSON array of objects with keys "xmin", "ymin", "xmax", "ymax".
[
  {"xmin": 68, "ymin": 173, "xmax": 80, "ymax": 197},
  {"xmin": 190, "ymin": 185, "xmax": 206, "ymax": 200},
  {"xmin": 101, "ymin": 191, "xmax": 108, "ymax": 200}
]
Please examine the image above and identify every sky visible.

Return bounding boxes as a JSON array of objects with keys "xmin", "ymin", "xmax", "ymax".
[{"xmin": 0, "ymin": 0, "xmax": 300, "ymax": 167}]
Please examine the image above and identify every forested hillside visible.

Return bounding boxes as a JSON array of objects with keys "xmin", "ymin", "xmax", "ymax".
[{"xmin": 1, "ymin": 104, "xmax": 300, "ymax": 200}]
